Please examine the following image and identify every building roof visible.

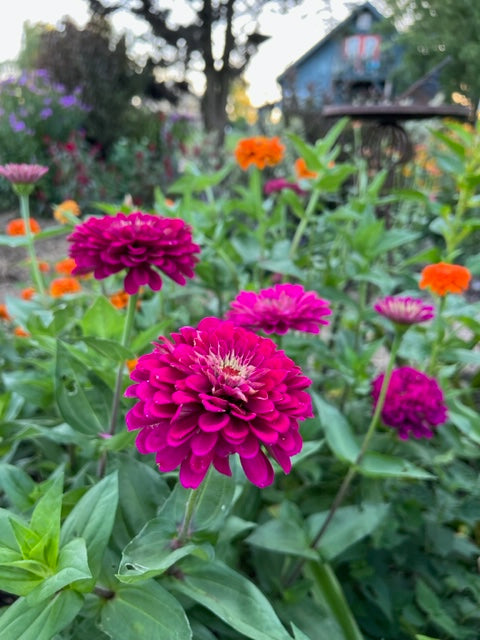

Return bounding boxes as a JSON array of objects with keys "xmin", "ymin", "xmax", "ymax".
[{"xmin": 277, "ymin": 2, "xmax": 384, "ymax": 83}]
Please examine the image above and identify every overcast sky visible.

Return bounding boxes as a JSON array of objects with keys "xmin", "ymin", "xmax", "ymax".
[{"xmin": 0, "ymin": 0, "xmax": 367, "ymax": 106}]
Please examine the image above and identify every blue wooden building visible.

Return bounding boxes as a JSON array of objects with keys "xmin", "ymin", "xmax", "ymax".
[{"xmin": 277, "ymin": 2, "xmax": 395, "ymax": 109}]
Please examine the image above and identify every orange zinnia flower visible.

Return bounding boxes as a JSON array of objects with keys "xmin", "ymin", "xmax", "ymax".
[
  {"xmin": 126, "ymin": 358, "xmax": 138, "ymax": 372},
  {"xmin": 109, "ymin": 290, "xmax": 129, "ymax": 309},
  {"xmin": 419, "ymin": 262, "xmax": 472, "ymax": 296},
  {"xmin": 53, "ymin": 200, "xmax": 81, "ymax": 224},
  {"xmin": 38, "ymin": 260, "xmax": 50, "ymax": 273},
  {"xmin": 13, "ymin": 326, "xmax": 29, "ymax": 337},
  {"xmin": 294, "ymin": 158, "xmax": 317, "ymax": 179},
  {"xmin": 0, "ymin": 304, "xmax": 11, "ymax": 321},
  {"xmin": 55, "ymin": 257, "xmax": 77, "ymax": 275},
  {"xmin": 49, "ymin": 277, "xmax": 82, "ymax": 297},
  {"xmin": 235, "ymin": 136, "xmax": 285, "ymax": 170},
  {"xmin": 21, "ymin": 287, "xmax": 36, "ymax": 300},
  {"xmin": 6, "ymin": 217, "xmax": 41, "ymax": 235}
]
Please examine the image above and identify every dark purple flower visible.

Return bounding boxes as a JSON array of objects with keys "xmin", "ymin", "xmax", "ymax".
[
  {"xmin": 125, "ymin": 317, "xmax": 313, "ymax": 488},
  {"xmin": 68, "ymin": 211, "xmax": 201, "ymax": 294},
  {"xmin": 372, "ymin": 366, "xmax": 448, "ymax": 440},
  {"xmin": 264, "ymin": 178, "xmax": 306, "ymax": 196},
  {"xmin": 59, "ymin": 95, "xmax": 76, "ymax": 108},
  {"xmin": 226, "ymin": 283, "xmax": 331, "ymax": 335},
  {"xmin": 374, "ymin": 296, "xmax": 435, "ymax": 325}
]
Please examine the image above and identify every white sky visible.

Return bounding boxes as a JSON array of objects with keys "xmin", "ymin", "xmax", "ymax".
[{"xmin": 0, "ymin": 0, "xmax": 361, "ymax": 106}]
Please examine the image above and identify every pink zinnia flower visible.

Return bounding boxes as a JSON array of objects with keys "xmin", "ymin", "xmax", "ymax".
[
  {"xmin": 264, "ymin": 178, "xmax": 305, "ymax": 196},
  {"xmin": 372, "ymin": 366, "xmax": 447, "ymax": 440},
  {"xmin": 374, "ymin": 296, "xmax": 435, "ymax": 325},
  {"xmin": 226, "ymin": 284, "xmax": 331, "ymax": 335},
  {"xmin": 68, "ymin": 211, "xmax": 200, "ymax": 294},
  {"xmin": 0, "ymin": 163, "xmax": 49, "ymax": 185},
  {"xmin": 125, "ymin": 317, "xmax": 313, "ymax": 488}
]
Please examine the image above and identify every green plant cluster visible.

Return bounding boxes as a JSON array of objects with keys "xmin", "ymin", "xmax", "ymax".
[{"xmin": 0, "ymin": 118, "xmax": 479, "ymax": 639}]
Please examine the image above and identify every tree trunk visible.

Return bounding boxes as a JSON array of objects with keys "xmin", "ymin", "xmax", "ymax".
[{"xmin": 201, "ymin": 68, "xmax": 230, "ymax": 144}]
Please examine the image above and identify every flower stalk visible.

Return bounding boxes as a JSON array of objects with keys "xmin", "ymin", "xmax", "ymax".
[{"xmin": 19, "ymin": 193, "xmax": 45, "ymax": 296}]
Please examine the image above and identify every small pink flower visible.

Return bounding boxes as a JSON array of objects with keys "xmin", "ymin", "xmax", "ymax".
[
  {"xmin": 372, "ymin": 366, "xmax": 447, "ymax": 440},
  {"xmin": 68, "ymin": 211, "xmax": 200, "ymax": 294},
  {"xmin": 125, "ymin": 317, "xmax": 313, "ymax": 488},
  {"xmin": 226, "ymin": 284, "xmax": 331, "ymax": 335},
  {"xmin": 0, "ymin": 163, "xmax": 49, "ymax": 185},
  {"xmin": 264, "ymin": 178, "xmax": 305, "ymax": 196},
  {"xmin": 374, "ymin": 296, "xmax": 435, "ymax": 325}
]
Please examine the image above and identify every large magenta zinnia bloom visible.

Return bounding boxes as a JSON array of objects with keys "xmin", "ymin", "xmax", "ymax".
[
  {"xmin": 372, "ymin": 366, "xmax": 447, "ymax": 440},
  {"xmin": 68, "ymin": 211, "xmax": 200, "ymax": 294},
  {"xmin": 226, "ymin": 283, "xmax": 331, "ymax": 335},
  {"xmin": 125, "ymin": 317, "xmax": 313, "ymax": 488}
]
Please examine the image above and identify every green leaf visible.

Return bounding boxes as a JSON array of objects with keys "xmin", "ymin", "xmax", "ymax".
[
  {"xmin": 311, "ymin": 392, "xmax": 359, "ymax": 463},
  {"xmin": 358, "ymin": 452, "xmax": 435, "ymax": 480},
  {"xmin": 0, "ymin": 464, "xmax": 36, "ymax": 511},
  {"xmin": 80, "ymin": 296, "xmax": 124, "ymax": 341},
  {"xmin": 168, "ymin": 558, "xmax": 293, "ymax": 640},
  {"xmin": 100, "ymin": 581, "xmax": 192, "ymax": 640},
  {"xmin": 307, "ymin": 562, "xmax": 364, "ymax": 640},
  {"xmin": 61, "ymin": 473, "xmax": 118, "ymax": 586},
  {"xmin": 446, "ymin": 399, "xmax": 480, "ymax": 445},
  {"xmin": 291, "ymin": 624, "xmax": 312, "ymax": 640},
  {"xmin": 29, "ymin": 472, "xmax": 64, "ymax": 567},
  {"xmin": 55, "ymin": 341, "xmax": 113, "ymax": 435},
  {"xmin": 415, "ymin": 579, "xmax": 458, "ymax": 636},
  {"xmin": 307, "ymin": 503, "xmax": 389, "ymax": 561},
  {"xmin": 0, "ymin": 590, "xmax": 83, "ymax": 640},
  {"xmin": 81, "ymin": 337, "xmax": 132, "ymax": 362},
  {"xmin": 26, "ymin": 537, "xmax": 92, "ymax": 605}
]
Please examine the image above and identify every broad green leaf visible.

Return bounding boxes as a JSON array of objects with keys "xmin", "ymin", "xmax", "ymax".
[
  {"xmin": 307, "ymin": 503, "xmax": 389, "ymax": 561},
  {"xmin": 100, "ymin": 581, "xmax": 192, "ymax": 640},
  {"xmin": 30, "ymin": 473, "xmax": 64, "ymax": 566},
  {"xmin": 61, "ymin": 473, "xmax": 118, "ymax": 586},
  {"xmin": 291, "ymin": 624, "xmax": 312, "ymax": 640},
  {"xmin": 0, "ymin": 464, "xmax": 36, "ymax": 511},
  {"xmin": 446, "ymin": 399, "xmax": 480, "ymax": 444},
  {"xmin": 415, "ymin": 579, "xmax": 458, "ymax": 637},
  {"xmin": 80, "ymin": 296, "xmax": 124, "ymax": 341},
  {"xmin": 26, "ymin": 537, "xmax": 91, "ymax": 605},
  {"xmin": 312, "ymin": 392, "xmax": 359, "ymax": 463},
  {"xmin": 246, "ymin": 515, "xmax": 317, "ymax": 560},
  {"xmin": 168, "ymin": 558, "xmax": 293, "ymax": 640},
  {"xmin": 2, "ymin": 371, "xmax": 54, "ymax": 410},
  {"xmin": 358, "ymin": 452, "xmax": 435, "ymax": 480},
  {"xmin": 81, "ymin": 337, "xmax": 132, "ymax": 362},
  {"xmin": 55, "ymin": 341, "xmax": 113, "ymax": 435},
  {"xmin": 0, "ymin": 590, "xmax": 83, "ymax": 640}
]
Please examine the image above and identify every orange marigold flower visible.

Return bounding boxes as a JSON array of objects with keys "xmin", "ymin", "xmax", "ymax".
[
  {"xmin": 14, "ymin": 326, "xmax": 29, "ymax": 337},
  {"xmin": 6, "ymin": 217, "xmax": 41, "ymax": 236},
  {"xmin": 55, "ymin": 257, "xmax": 77, "ymax": 275},
  {"xmin": 53, "ymin": 199, "xmax": 81, "ymax": 224},
  {"xmin": 38, "ymin": 260, "xmax": 50, "ymax": 273},
  {"xmin": 235, "ymin": 136, "xmax": 285, "ymax": 170},
  {"xmin": 21, "ymin": 287, "xmax": 36, "ymax": 300},
  {"xmin": 0, "ymin": 304, "xmax": 11, "ymax": 321},
  {"xmin": 294, "ymin": 158, "xmax": 317, "ymax": 179},
  {"xmin": 49, "ymin": 277, "xmax": 82, "ymax": 297},
  {"xmin": 419, "ymin": 262, "xmax": 472, "ymax": 296},
  {"xmin": 110, "ymin": 290, "xmax": 129, "ymax": 309},
  {"xmin": 126, "ymin": 358, "xmax": 138, "ymax": 372}
]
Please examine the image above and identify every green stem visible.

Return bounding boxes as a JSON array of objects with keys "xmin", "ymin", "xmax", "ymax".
[
  {"xmin": 98, "ymin": 292, "xmax": 138, "ymax": 478},
  {"xmin": 284, "ymin": 331, "xmax": 402, "ymax": 588},
  {"xmin": 427, "ymin": 296, "xmax": 446, "ymax": 375},
  {"xmin": 19, "ymin": 193, "xmax": 45, "ymax": 296},
  {"xmin": 289, "ymin": 190, "xmax": 321, "ymax": 260}
]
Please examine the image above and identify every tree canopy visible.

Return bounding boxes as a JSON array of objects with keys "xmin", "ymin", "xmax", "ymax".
[
  {"xmin": 383, "ymin": 0, "xmax": 480, "ymax": 108},
  {"xmin": 85, "ymin": 0, "xmax": 300, "ymax": 139}
]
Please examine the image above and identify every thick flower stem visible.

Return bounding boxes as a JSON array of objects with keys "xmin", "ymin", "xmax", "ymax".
[
  {"xmin": 98, "ymin": 293, "xmax": 138, "ymax": 478},
  {"xmin": 176, "ymin": 481, "xmax": 207, "ymax": 544},
  {"xmin": 427, "ymin": 296, "xmax": 446, "ymax": 375},
  {"xmin": 284, "ymin": 331, "xmax": 402, "ymax": 588},
  {"xmin": 19, "ymin": 193, "xmax": 45, "ymax": 296},
  {"xmin": 289, "ymin": 190, "xmax": 320, "ymax": 261}
]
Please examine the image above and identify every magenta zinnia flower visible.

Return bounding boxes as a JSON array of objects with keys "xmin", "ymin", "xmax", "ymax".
[
  {"xmin": 264, "ymin": 178, "xmax": 305, "ymax": 196},
  {"xmin": 226, "ymin": 283, "xmax": 331, "ymax": 335},
  {"xmin": 68, "ymin": 211, "xmax": 200, "ymax": 294},
  {"xmin": 374, "ymin": 296, "xmax": 435, "ymax": 325},
  {"xmin": 372, "ymin": 366, "xmax": 447, "ymax": 440},
  {"xmin": 125, "ymin": 317, "xmax": 313, "ymax": 488}
]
